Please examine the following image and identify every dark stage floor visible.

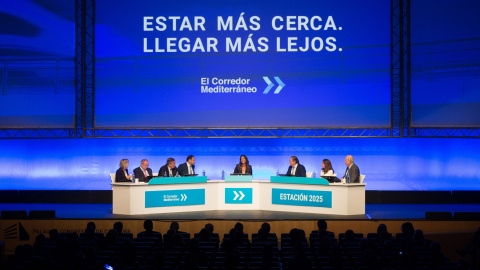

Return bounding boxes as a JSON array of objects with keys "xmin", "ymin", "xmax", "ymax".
[{"xmin": 1, "ymin": 203, "xmax": 480, "ymax": 220}]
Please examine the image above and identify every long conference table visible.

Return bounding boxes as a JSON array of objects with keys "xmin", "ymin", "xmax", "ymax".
[{"xmin": 112, "ymin": 176, "xmax": 365, "ymax": 216}]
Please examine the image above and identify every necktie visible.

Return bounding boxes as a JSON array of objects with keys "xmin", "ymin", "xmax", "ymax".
[{"xmin": 144, "ymin": 170, "xmax": 148, "ymax": 177}]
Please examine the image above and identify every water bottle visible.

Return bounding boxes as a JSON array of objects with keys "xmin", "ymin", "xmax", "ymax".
[
  {"xmin": 276, "ymin": 170, "xmax": 279, "ymax": 176},
  {"xmin": 176, "ymin": 171, "xmax": 179, "ymax": 177},
  {"xmin": 312, "ymin": 171, "xmax": 316, "ymax": 178},
  {"xmin": 202, "ymin": 170, "xmax": 205, "ymax": 176},
  {"xmin": 347, "ymin": 174, "xmax": 350, "ymax": 184},
  {"xmin": 164, "ymin": 171, "xmax": 167, "ymax": 177},
  {"xmin": 221, "ymin": 170, "xmax": 225, "ymax": 180}
]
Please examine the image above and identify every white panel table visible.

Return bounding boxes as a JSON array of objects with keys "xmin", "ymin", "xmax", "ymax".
[{"xmin": 112, "ymin": 177, "xmax": 365, "ymax": 215}]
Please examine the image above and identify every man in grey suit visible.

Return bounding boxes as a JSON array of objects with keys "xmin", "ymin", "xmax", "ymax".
[{"xmin": 342, "ymin": 155, "xmax": 360, "ymax": 183}]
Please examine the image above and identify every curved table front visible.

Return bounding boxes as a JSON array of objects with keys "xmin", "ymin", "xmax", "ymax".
[{"xmin": 112, "ymin": 179, "xmax": 365, "ymax": 215}]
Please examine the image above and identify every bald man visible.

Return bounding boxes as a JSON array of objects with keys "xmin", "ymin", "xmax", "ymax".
[
  {"xmin": 134, "ymin": 159, "xmax": 153, "ymax": 182},
  {"xmin": 342, "ymin": 155, "xmax": 360, "ymax": 183}
]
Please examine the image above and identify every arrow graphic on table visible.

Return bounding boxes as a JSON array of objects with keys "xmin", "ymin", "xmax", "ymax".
[
  {"xmin": 233, "ymin": 191, "xmax": 245, "ymax": 201},
  {"xmin": 180, "ymin": 194, "xmax": 187, "ymax": 201},
  {"xmin": 263, "ymin": 76, "xmax": 286, "ymax": 94}
]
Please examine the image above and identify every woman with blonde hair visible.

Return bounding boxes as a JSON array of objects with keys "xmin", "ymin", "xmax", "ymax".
[{"xmin": 116, "ymin": 159, "xmax": 133, "ymax": 182}]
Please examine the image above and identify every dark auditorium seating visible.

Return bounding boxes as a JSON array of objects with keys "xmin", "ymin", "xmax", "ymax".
[{"xmin": 2, "ymin": 222, "xmax": 464, "ymax": 270}]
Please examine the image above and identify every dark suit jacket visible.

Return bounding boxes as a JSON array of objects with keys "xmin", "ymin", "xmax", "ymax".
[
  {"xmin": 233, "ymin": 164, "xmax": 253, "ymax": 175},
  {"xmin": 343, "ymin": 163, "xmax": 360, "ymax": 183},
  {"xmin": 178, "ymin": 162, "xmax": 195, "ymax": 176},
  {"xmin": 286, "ymin": 164, "xmax": 306, "ymax": 177},
  {"xmin": 133, "ymin": 167, "xmax": 153, "ymax": 182},
  {"xmin": 115, "ymin": 168, "xmax": 131, "ymax": 182},
  {"xmin": 159, "ymin": 165, "xmax": 178, "ymax": 177}
]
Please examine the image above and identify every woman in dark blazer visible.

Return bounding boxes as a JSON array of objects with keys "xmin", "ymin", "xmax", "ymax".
[
  {"xmin": 233, "ymin": 155, "xmax": 253, "ymax": 175},
  {"xmin": 116, "ymin": 159, "xmax": 133, "ymax": 182}
]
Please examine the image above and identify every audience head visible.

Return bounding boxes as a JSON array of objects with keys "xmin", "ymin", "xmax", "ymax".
[
  {"xmin": 258, "ymin": 227, "xmax": 269, "ymax": 240},
  {"xmin": 113, "ymin": 221, "xmax": 123, "ymax": 234},
  {"xmin": 143, "ymin": 219, "xmax": 153, "ymax": 232},
  {"xmin": 87, "ymin": 222, "xmax": 96, "ymax": 230},
  {"xmin": 414, "ymin": 229, "xmax": 424, "ymax": 242},
  {"xmin": 345, "ymin": 229, "xmax": 355, "ymax": 241},
  {"xmin": 234, "ymin": 222, "xmax": 244, "ymax": 233},
  {"xmin": 344, "ymin": 155, "xmax": 354, "ymax": 166},
  {"xmin": 187, "ymin": 155, "xmax": 195, "ymax": 165},
  {"xmin": 261, "ymin": 222, "xmax": 271, "ymax": 233},
  {"xmin": 377, "ymin": 223, "xmax": 387, "ymax": 234},
  {"xmin": 119, "ymin": 159, "xmax": 129, "ymax": 169},
  {"xmin": 170, "ymin": 221, "xmax": 180, "ymax": 231},
  {"xmin": 167, "ymin": 157, "xmax": 176, "ymax": 169},
  {"xmin": 317, "ymin": 219, "xmax": 327, "ymax": 231},
  {"xmin": 199, "ymin": 228, "xmax": 210, "ymax": 240},
  {"xmin": 140, "ymin": 159, "xmax": 149, "ymax": 170},
  {"xmin": 289, "ymin": 156, "xmax": 299, "ymax": 166},
  {"xmin": 401, "ymin": 222, "xmax": 415, "ymax": 238},
  {"xmin": 205, "ymin": 223, "xmax": 214, "ymax": 234}
]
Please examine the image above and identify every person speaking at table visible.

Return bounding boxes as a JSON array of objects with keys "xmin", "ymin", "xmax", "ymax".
[
  {"xmin": 233, "ymin": 155, "xmax": 253, "ymax": 175},
  {"xmin": 134, "ymin": 159, "xmax": 153, "ymax": 182},
  {"xmin": 159, "ymin": 157, "xmax": 179, "ymax": 177},
  {"xmin": 320, "ymin": 159, "xmax": 335, "ymax": 176},
  {"xmin": 178, "ymin": 155, "xmax": 195, "ymax": 176},
  {"xmin": 115, "ymin": 159, "xmax": 133, "ymax": 182},
  {"xmin": 286, "ymin": 156, "xmax": 306, "ymax": 177}
]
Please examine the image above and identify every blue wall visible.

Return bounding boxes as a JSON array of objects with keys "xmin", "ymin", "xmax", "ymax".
[{"xmin": 0, "ymin": 138, "xmax": 479, "ymax": 191}]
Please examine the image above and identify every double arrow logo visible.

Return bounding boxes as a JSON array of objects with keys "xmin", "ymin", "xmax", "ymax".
[
  {"xmin": 233, "ymin": 191, "xmax": 245, "ymax": 201},
  {"xmin": 180, "ymin": 194, "xmax": 187, "ymax": 201},
  {"xmin": 263, "ymin": 76, "xmax": 286, "ymax": 94}
]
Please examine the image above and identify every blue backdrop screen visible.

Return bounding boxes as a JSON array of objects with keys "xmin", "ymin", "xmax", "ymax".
[
  {"xmin": 0, "ymin": 0, "xmax": 75, "ymax": 128},
  {"xmin": 95, "ymin": 0, "xmax": 391, "ymax": 127},
  {"xmin": 411, "ymin": 0, "xmax": 480, "ymax": 127}
]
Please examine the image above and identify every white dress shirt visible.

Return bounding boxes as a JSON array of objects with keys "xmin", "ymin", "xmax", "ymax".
[
  {"xmin": 290, "ymin": 164, "xmax": 298, "ymax": 175},
  {"xmin": 187, "ymin": 163, "xmax": 193, "ymax": 175},
  {"xmin": 140, "ymin": 167, "xmax": 150, "ymax": 176},
  {"xmin": 320, "ymin": 170, "xmax": 334, "ymax": 176}
]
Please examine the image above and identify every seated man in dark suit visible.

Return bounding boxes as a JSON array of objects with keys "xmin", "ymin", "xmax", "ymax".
[
  {"xmin": 159, "ymin": 157, "xmax": 178, "ymax": 177},
  {"xmin": 286, "ymin": 156, "xmax": 306, "ymax": 177},
  {"xmin": 178, "ymin": 155, "xmax": 196, "ymax": 176},
  {"xmin": 133, "ymin": 159, "xmax": 153, "ymax": 182},
  {"xmin": 341, "ymin": 155, "xmax": 360, "ymax": 183}
]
